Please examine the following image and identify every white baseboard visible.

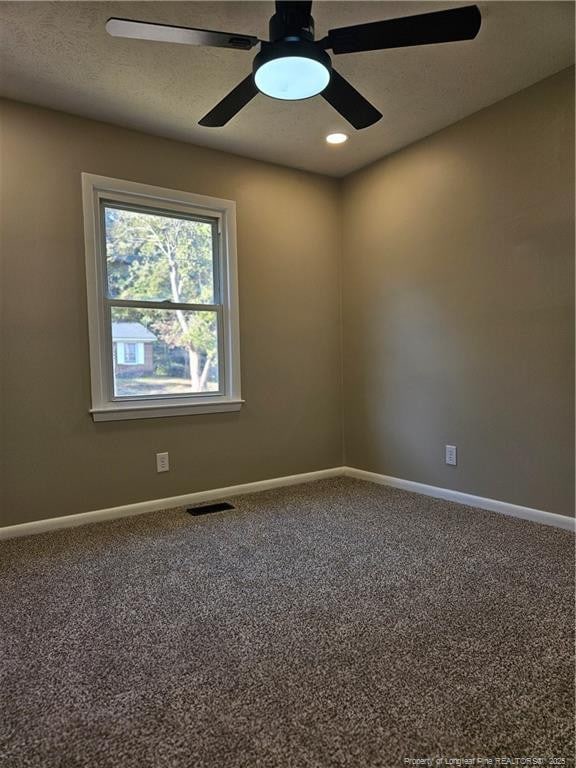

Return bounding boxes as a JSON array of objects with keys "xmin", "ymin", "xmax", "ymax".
[
  {"xmin": 343, "ymin": 467, "xmax": 575, "ymax": 532},
  {"xmin": 1, "ymin": 465, "xmax": 573, "ymax": 541},
  {"xmin": 0, "ymin": 467, "xmax": 343, "ymax": 541}
]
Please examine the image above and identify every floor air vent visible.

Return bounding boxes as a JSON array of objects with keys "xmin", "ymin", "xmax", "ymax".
[{"xmin": 187, "ymin": 502, "xmax": 235, "ymax": 517}]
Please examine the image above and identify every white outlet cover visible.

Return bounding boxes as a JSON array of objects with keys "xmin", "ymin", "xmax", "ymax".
[
  {"xmin": 156, "ymin": 452, "xmax": 170, "ymax": 473},
  {"xmin": 445, "ymin": 445, "xmax": 457, "ymax": 466}
]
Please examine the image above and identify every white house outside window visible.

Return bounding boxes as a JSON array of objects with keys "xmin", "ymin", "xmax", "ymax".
[{"xmin": 82, "ymin": 174, "xmax": 242, "ymax": 421}]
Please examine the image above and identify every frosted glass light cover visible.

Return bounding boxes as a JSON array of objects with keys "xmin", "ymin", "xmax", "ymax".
[{"xmin": 254, "ymin": 56, "xmax": 330, "ymax": 100}]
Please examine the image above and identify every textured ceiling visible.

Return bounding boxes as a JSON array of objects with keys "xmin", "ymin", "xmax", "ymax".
[{"xmin": 0, "ymin": 1, "xmax": 573, "ymax": 177}]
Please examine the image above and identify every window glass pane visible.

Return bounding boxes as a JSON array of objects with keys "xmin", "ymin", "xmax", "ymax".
[
  {"xmin": 104, "ymin": 205, "xmax": 216, "ymax": 304},
  {"xmin": 124, "ymin": 343, "xmax": 137, "ymax": 363},
  {"xmin": 111, "ymin": 308, "xmax": 219, "ymax": 397}
]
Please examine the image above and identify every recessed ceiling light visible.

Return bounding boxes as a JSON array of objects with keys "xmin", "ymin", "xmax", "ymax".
[{"xmin": 326, "ymin": 132, "xmax": 348, "ymax": 145}]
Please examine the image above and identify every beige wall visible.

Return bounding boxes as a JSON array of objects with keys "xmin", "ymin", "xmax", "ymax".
[
  {"xmin": 1, "ymin": 68, "xmax": 574, "ymax": 527},
  {"xmin": 0, "ymin": 100, "xmax": 342, "ymax": 525},
  {"xmin": 341, "ymin": 68, "xmax": 575, "ymax": 517}
]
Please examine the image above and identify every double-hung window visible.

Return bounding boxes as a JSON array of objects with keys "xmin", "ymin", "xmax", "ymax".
[{"xmin": 82, "ymin": 174, "xmax": 242, "ymax": 421}]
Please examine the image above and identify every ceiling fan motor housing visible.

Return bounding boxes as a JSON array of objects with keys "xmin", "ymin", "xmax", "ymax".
[{"xmin": 269, "ymin": 3, "xmax": 315, "ymax": 43}]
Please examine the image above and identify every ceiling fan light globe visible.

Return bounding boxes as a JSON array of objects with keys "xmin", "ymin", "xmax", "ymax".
[
  {"xmin": 253, "ymin": 41, "xmax": 332, "ymax": 102},
  {"xmin": 254, "ymin": 56, "xmax": 330, "ymax": 100}
]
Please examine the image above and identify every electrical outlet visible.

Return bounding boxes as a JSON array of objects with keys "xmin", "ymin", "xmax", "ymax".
[
  {"xmin": 445, "ymin": 445, "xmax": 457, "ymax": 466},
  {"xmin": 156, "ymin": 452, "xmax": 170, "ymax": 473}
]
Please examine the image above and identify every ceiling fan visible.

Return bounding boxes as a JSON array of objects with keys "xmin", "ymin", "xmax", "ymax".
[{"xmin": 106, "ymin": 1, "xmax": 482, "ymax": 130}]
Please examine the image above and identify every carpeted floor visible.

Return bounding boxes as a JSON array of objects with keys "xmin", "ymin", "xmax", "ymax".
[{"xmin": 0, "ymin": 478, "xmax": 574, "ymax": 767}]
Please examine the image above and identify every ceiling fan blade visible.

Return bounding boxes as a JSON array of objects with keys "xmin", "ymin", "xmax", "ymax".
[
  {"xmin": 323, "ymin": 5, "xmax": 481, "ymax": 55},
  {"xmin": 321, "ymin": 70, "xmax": 382, "ymax": 130},
  {"xmin": 106, "ymin": 18, "xmax": 259, "ymax": 51},
  {"xmin": 199, "ymin": 75, "xmax": 258, "ymax": 127}
]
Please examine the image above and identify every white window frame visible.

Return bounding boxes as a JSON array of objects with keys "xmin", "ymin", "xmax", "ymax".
[{"xmin": 82, "ymin": 173, "xmax": 242, "ymax": 421}]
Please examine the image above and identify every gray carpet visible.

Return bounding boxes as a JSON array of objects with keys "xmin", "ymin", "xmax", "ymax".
[{"xmin": 0, "ymin": 478, "xmax": 574, "ymax": 767}]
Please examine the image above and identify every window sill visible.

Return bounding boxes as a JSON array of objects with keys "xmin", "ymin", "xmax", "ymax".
[{"xmin": 91, "ymin": 399, "xmax": 244, "ymax": 422}]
